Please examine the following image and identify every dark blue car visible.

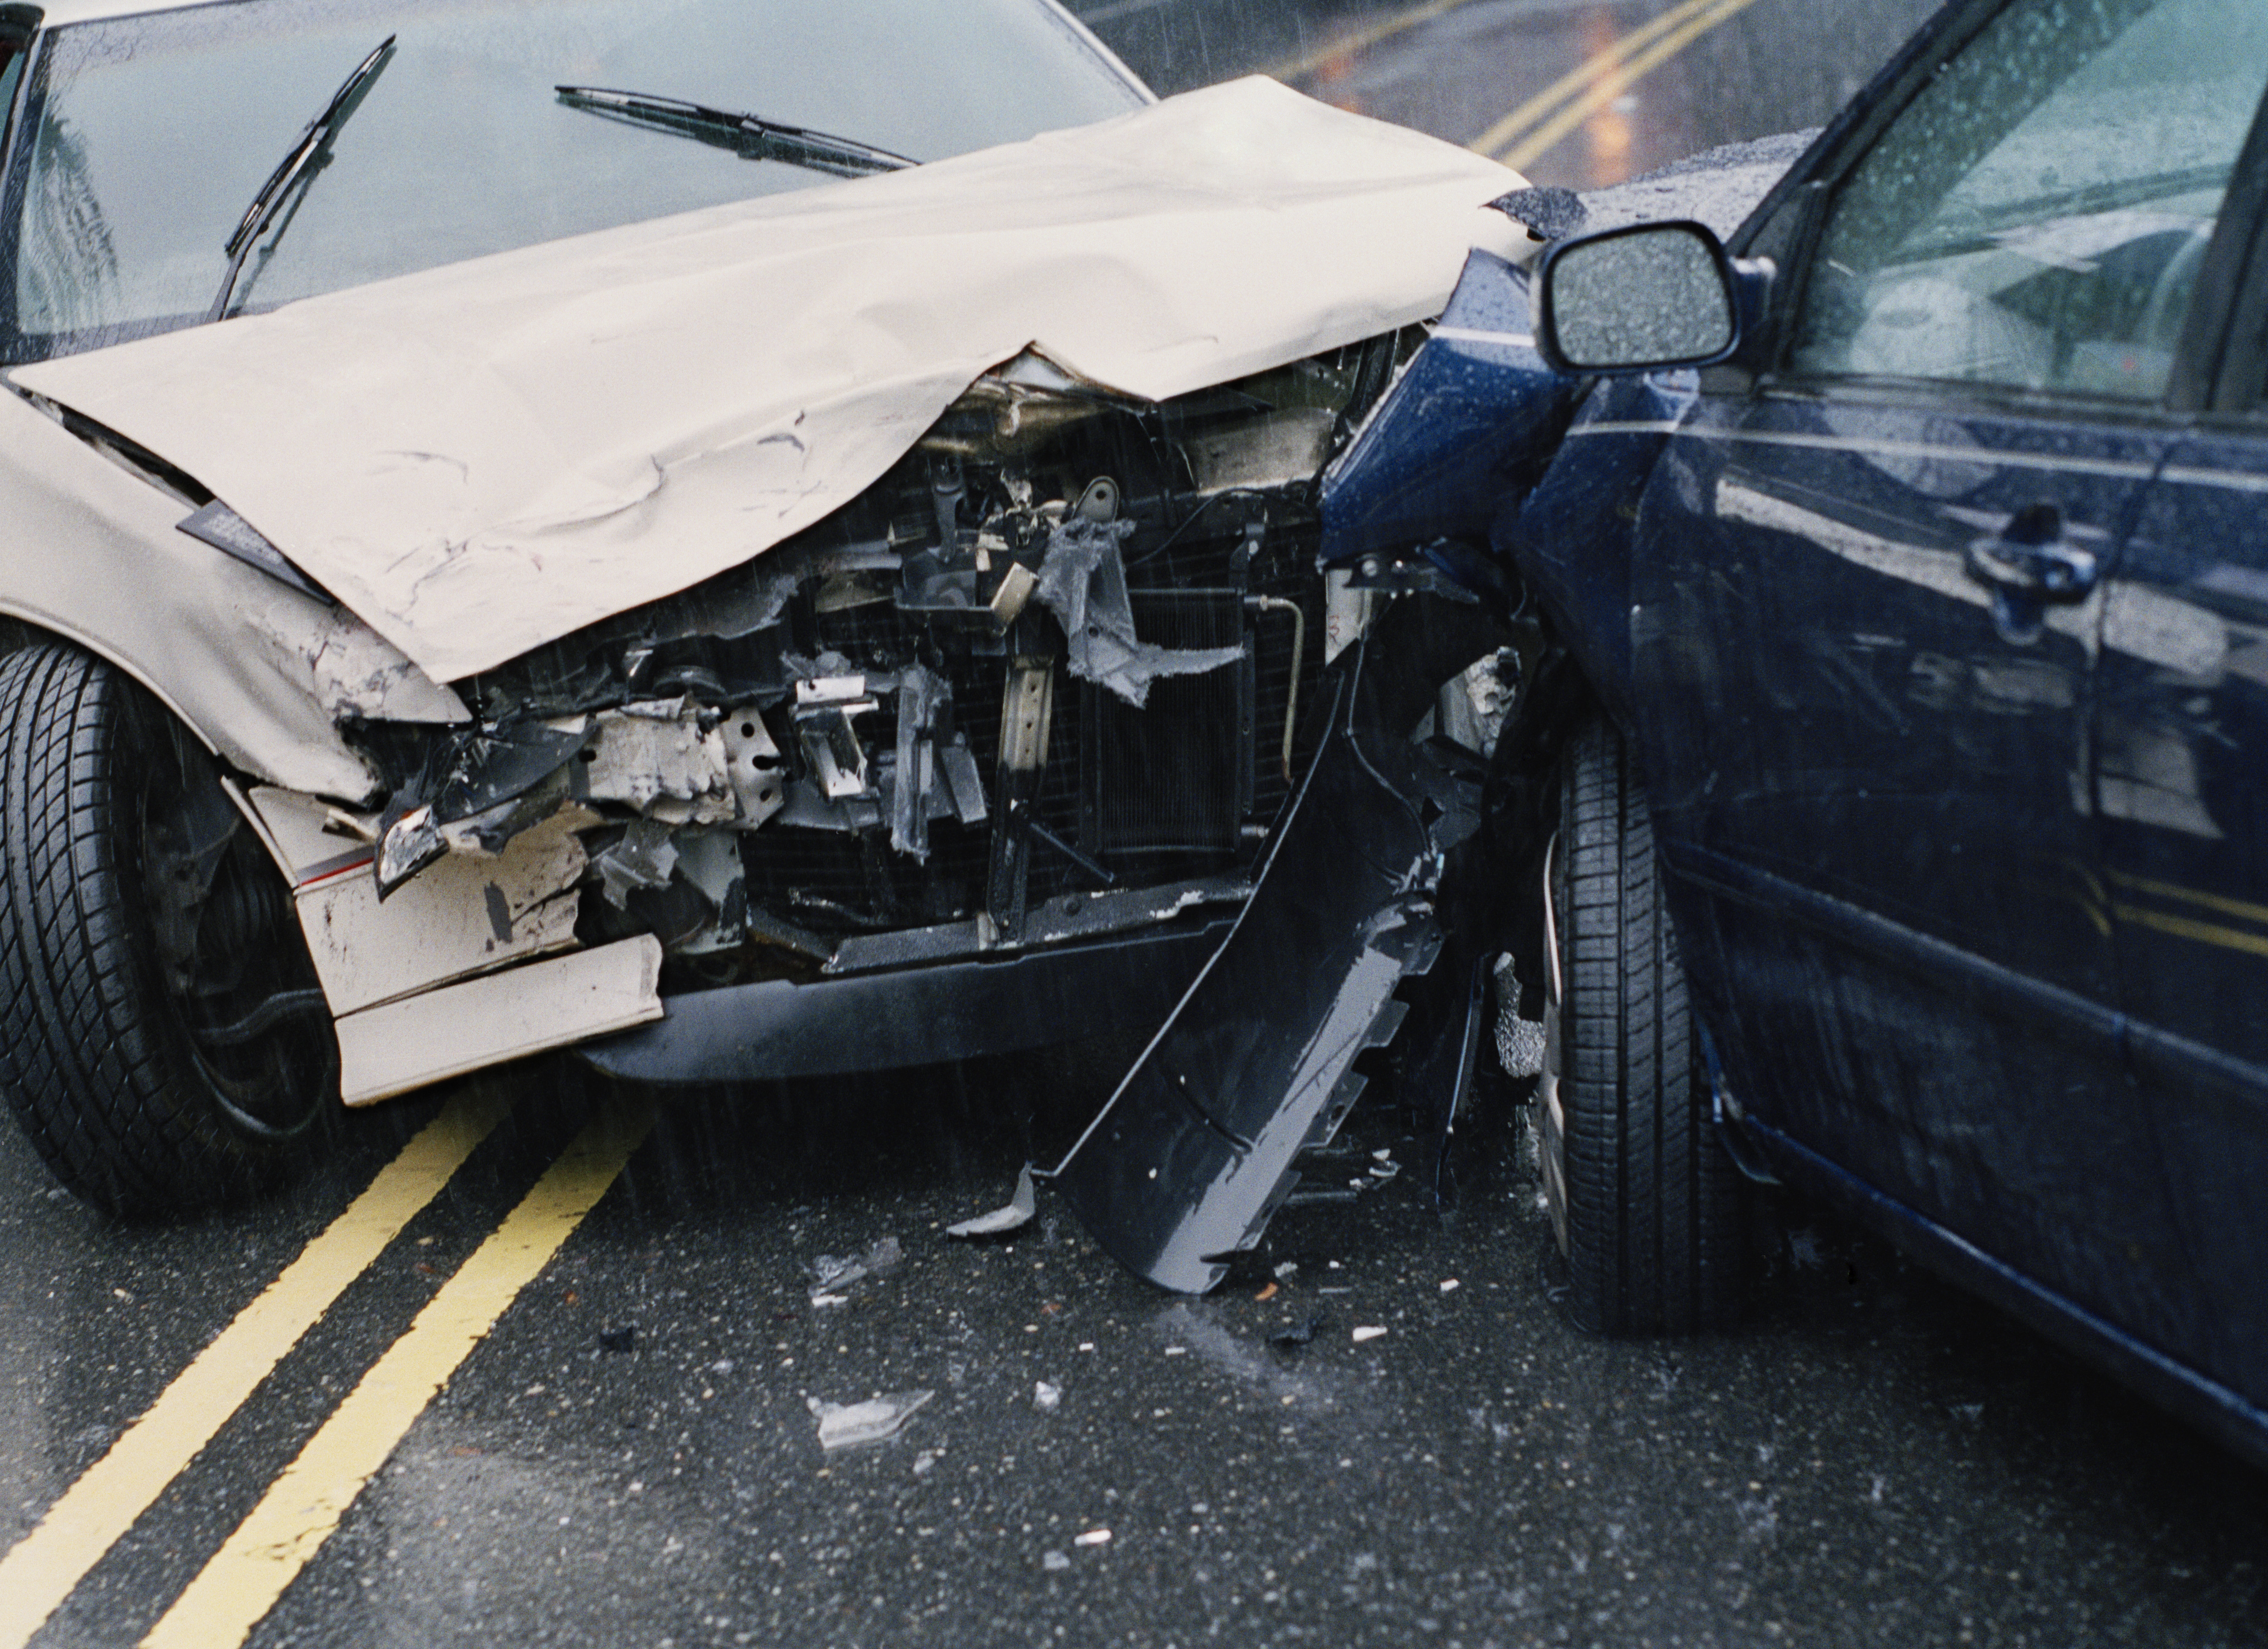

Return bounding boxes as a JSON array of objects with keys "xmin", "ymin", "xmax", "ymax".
[{"xmin": 1323, "ymin": 0, "xmax": 2268, "ymax": 1470}]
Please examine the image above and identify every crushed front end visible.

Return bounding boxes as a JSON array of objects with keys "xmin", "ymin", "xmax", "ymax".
[{"xmin": 270, "ymin": 342, "xmax": 1413, "ymax": 1107}]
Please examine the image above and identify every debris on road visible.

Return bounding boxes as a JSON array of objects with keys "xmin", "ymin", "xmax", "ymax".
[
  {"xmin": 1439, "ymin": 1279, "xmax": 1461, "ymax": 1293},
  {"xmin": 1269, "ymin": 1313, "xmax": 1323, "ymax": 1351},
  {"xmin": 1353, "ymin": 1326, "xmax": 1388, "ymax": 1343},
  {"xmin": 1043, "ymin": 1551, "xmax": 1071, "ymax": 1572},
  {"xmin": 807, "ymin": 1389, "xmax": 935, "ymax": 1450},
  {"xmin": 1075, "ymin": 1528, "xmax": 1112, "ymax": 1547},
  {"xmin": 807, "ymin": 1236, "xmax": 904, "ymax": 1300},
  {"xmin": 1035, "ymin": 1381, "xmax": 1063, "ymax": 1413},
  {"xmin": 946, "ymin": 1165, "xmax": 1039, "ymax": 1238}
]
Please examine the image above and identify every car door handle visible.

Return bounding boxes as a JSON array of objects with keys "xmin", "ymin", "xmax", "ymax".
[{"xmin": 1963, "ymin": 504, "xmax": 2100, "ymax": 603}]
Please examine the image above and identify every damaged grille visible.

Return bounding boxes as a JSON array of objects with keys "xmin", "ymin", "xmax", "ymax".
[{"xmin": 343, "ymin": 342, "xmax": 1376, "ymax": 984}]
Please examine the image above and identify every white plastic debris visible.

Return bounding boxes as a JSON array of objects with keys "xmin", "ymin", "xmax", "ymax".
[
  {"xmin": 1439, "ymin": 1279, "xmax": 1461, "ymax": 1293},
  {"xmin": 947, "ymin": 1165, "xmax": 1038, "ymax": 1238},
  {"xmin": 807, "ymin": 1235, "xmax": 904, "ymax": 1300},
  {"xmin": 1074, "ymin": 1528, "xmax": 1112, "ymax": 1547},
  {"xmin": 1352, "ymin": 1326, "xmax": 1388, "ymax": 1343},
  {"xmin": 807, "ymin": 1389, "xmax": 934, "ymax": 1450},
  {"xmin": 1273, "ymin": 1262, "xmax": 1299, "ymax": 1279},
  {"xmin": 1043, "ymin": 1551, "xmax": 1072, "ymax": 1572},
  {"xmin": 1034, "ymin": 1381, "xmax": 1063, "ymax": 1414}
]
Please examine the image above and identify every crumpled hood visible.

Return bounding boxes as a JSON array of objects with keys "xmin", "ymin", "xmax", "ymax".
[{"xmin": 13, "ymin": 78, "xmax": 1525, "ymax": 684}]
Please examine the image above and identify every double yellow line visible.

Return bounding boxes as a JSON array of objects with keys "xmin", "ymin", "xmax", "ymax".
[
  {"xmin": 1275, "ymin": 0, "xmax": 1773, "ymax": 175},
  {"xmin": 1471, "ymin": 0, "xmax": 1773, "ymax": 170},
  {"xmin": 0, "ymin": 1088, "xmax": 652, "ymax": 1649}
]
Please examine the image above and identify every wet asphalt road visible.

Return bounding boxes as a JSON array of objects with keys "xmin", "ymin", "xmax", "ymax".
[
  {"xmin": 8, "ymin": 1059, "xmax": 2268, "ymax": 1647},
  {"xmin": 10, "ymin": 3, "xmax": 2268, "ymax": 1646}
]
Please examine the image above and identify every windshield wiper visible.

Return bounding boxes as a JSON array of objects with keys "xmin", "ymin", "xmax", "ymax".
[
  {"xmin": 554, "ymin": 85, "xmax": 915, "ymax": 179},
  {"xmin": 207, "ymin": 35, "xmax": 396, "ymax": 323}
]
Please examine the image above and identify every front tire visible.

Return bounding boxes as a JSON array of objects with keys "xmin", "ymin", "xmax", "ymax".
[
  {"xmin": 0, "ymin": 644, "xmax": 337, "ymax": 1214},
  {"xmin": 1537, "ymin": 717, "xmax": 1744, "ymax": 1333}
]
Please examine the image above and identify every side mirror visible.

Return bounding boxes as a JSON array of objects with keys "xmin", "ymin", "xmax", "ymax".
[{"xmin": 1535, "ymin": 220, "xmax": 1743, "ymax": 374}]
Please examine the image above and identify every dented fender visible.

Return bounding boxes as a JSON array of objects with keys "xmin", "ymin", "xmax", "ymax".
[{"xmin": 0, "ymin": 390, "xmax": 464, "ymax": 802}]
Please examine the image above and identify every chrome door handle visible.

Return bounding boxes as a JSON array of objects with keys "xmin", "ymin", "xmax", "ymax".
[{"xmin": 1963, "ymin": 505, "xmax": 2100, "ymax": 603}]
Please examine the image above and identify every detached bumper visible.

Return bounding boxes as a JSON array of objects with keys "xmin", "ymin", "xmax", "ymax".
[{"xmin": 574, "ymin": 919, "xmax": 1231, "ymax": 1083}]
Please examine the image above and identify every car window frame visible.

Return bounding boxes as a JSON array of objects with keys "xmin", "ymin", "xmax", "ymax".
[
  {"xmin": 2195, "ymin": 107, "xmax": 2268, "ymax": 415},
  {"xmin": 1725, "ymin": 0, "xmax": 2268, "ymax": 425}
]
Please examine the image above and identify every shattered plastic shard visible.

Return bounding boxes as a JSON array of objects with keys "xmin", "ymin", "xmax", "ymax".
[
  {"xmin": 1034, "ymin": 1381, "xmax": 1062, "ymax": 1413},
  {"xmin": 807, "ymin": 1390, "xmax": 934, "ymax": 1450},
  {"xmin": 1352, "ymin": 1326, "xmax": 1388, "ymax": 1343},
  {"xmin": 947, "ymin": 1165, "xmax": 1038, "ymax": 1238},
  {"xmin": 1073, "ymin": 1528, "xmax": 1112, "ymax": 1547},
  {"xmin": 807, "ymin": 1235, "xmax": 904, "ymax": 1298}
]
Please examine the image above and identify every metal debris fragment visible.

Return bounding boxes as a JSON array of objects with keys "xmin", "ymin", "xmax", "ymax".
[
  {"xmin": 807, "ymin": 1389, "xmax": 934, "ymax": 1450},
  {"xmin": 946, "ymin": 1165, "xmax": 1037, "ymax": 1238},
  {"xmin": 1034, "ymin": 518, "xmax": 1242, "ymax": 707}
]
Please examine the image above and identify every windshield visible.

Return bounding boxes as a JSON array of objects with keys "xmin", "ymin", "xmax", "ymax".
[{"xmin": 0, "ymin": 0, "xmax": 1143, "ymax": 363}]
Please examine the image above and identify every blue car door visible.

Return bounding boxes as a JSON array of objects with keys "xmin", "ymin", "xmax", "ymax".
[
  {"xmin": 1622, "ymin": 0, "xmax": 2268, "ymax": 1369},
  {"xmin": 2090, "ymin": 139, "xmax": 2268, "ymax": 1409}
]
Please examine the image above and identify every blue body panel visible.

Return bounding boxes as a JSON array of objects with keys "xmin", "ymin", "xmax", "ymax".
[{"xmin": 1319, "ymin": 249, "xmax": 1574, "ymax": 568}]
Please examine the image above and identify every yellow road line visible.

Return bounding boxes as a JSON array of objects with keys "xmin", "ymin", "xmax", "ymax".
[
  {"xmin": 2104, "ymin": 867, "xmax": 2268, "ymax": 932},
  {"xmin": 141, "ymin": 1100, "xmax": 656, "ymax": 1649},
  {"xmin": 1499, "ymin": 0, "xmax": 1769, "ymax": 169},
  {"xmin": 1263, "ymin": 0, "xmax": 1499, "ymax": 86},
  {"xmin": 2112, "ymin": 903, "xmax": 2268, "ymax": 960},
  {"xmin": 1468, "ymin": 0, "xmax": 1767, "ymax": 168},
  {"xmin": 0, "ymin": 1087, "xmax": 512, "ymax": 1649},
  {"xmin": 1467, "ymin": 0, "xmax": 1728, "ymax": 157}
]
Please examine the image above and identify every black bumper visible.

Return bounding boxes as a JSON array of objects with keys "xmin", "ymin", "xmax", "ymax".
[{"xmin": 574, "ymin": 918, "xmax": 1233, "ymax": 1084}]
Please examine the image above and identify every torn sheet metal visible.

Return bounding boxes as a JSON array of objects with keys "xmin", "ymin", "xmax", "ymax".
[
  {"xmin": 577, "ymin": 700, "xmax": 738, "ymax": 824},
  {"xmin": 333, "ymin": 935, "xmax": 663, "ymax": 1107},
  {"xmin": 1050, "ymin": 638, "xmax": 1477, "ymax": 1293},
  {"xmin": 295, "ymin": 807, "xmax": 590, "ymax": 1015},
  {"xmin": 14, "ymin": 78, "xmax": 1527, "ymax": 683},
  {"xmin": 1034, "ymin": 519, "xmax": 1244, "ymax": 707}
]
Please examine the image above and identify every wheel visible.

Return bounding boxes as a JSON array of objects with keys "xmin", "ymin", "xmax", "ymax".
[
  {"xmin": 1535, "ymin": 717, "xmax": 1744, "ymax": 1333},
  {"xmin": 0, "ymin": 644, "xmax": 337, "ymax": 1214}
]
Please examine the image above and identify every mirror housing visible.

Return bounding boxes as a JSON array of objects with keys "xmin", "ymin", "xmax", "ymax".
[{"xmin": 1535, "ymin": 220, "xmax": 1749, "ymax": 375}]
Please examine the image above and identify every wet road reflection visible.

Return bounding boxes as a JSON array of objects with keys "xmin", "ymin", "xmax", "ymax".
[{"xmin": 1074, "ymin": 0, "xmax": 1941, "ymax": 186}]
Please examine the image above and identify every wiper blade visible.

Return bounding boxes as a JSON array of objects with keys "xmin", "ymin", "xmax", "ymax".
[
  {"xmin": 208, "ymin": 35, "xmax": 396, "ymax": 324},
  {"xmin": 554, "ymin": 85, "xmax": 915, "ymax": 180}
]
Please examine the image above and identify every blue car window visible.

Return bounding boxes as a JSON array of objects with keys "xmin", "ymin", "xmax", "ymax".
[{"xmin": 1790, "ymin": 0, "xmax": 2268, "ymax": 402}]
